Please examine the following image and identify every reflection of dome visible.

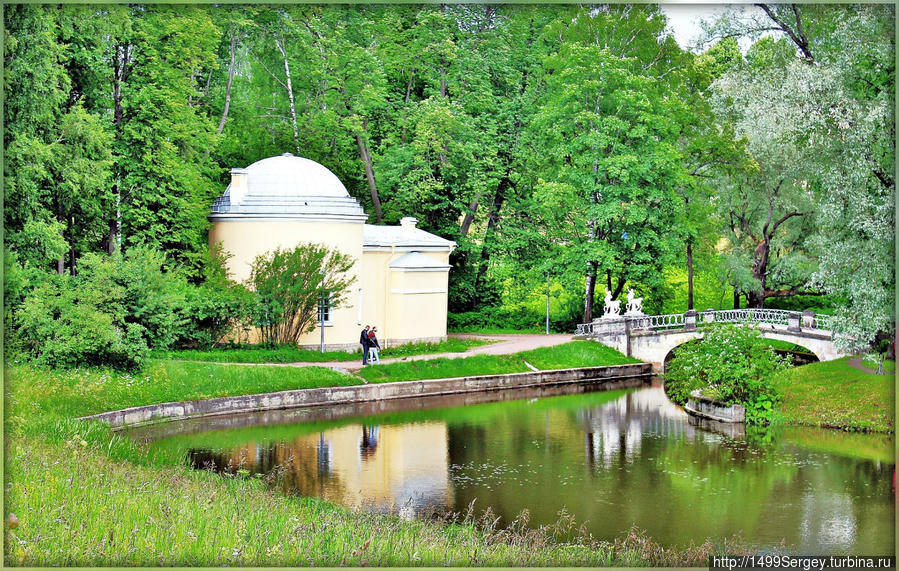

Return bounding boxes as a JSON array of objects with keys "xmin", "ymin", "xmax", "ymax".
[{"xmin": 209, "ymin": 153, "xmax": 367, "ymax": 220}]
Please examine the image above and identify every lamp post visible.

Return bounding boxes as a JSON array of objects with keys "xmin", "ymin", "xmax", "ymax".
[
  {"xmin": 319, "ymin": 290, "xmax": 326, "ymax": 353},
  {"xmin": 545, "ymin": 270, "xmax": 550, "ymax": 335},
  {"xmin": 319, "ymin": 270, "xmax": 327, "ymax": 354}
]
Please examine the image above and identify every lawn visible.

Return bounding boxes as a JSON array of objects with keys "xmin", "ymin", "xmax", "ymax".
[
  {"xmin": 772, "ymin": 356, "xmax": 895, "ymax": 433},
  {"xmin": 357, "ymin": 340, "xmax": 640, "ymax": 383},
  {"xmin": 156, "ymin": 336, "xmax": 493, "ymax": 363},
  {"xmin": 6, "ymin": 360, "xmax": 359, "ymax": 424}
]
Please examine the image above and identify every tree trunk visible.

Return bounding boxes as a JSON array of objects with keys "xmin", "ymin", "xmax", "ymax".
[
  {"xmin": 274, "ymin": 36, "xmax": 301, "ymax": 155},
  {"xmin": 583, "ymin": 261, "xmax": 598, "ymax": 323},
  {"xmin": 68, "ymin": 214, "xmax": 76, "ymax": 276},
  {"xmin": 108, "ymin": 42, "xmax": 130, "ymax": 255},
  {"xmin": 216, "ymin": 28, "xmax": 239, "ymax": 135},
  {"xmin": 748, "ymin": 238, "xmax": 771, "ymax": 308},
  {"xmin": 459, "ymin": 196, "xmax": 480, "ymax": 237},
  {"xmin": 401, "ymin": 70, "xmax": 414, "ymax": 145},
  {"xmin": 355, "ymin": 126, "xmax": 383, "ymax": 223},
  {"xmin": 686, "ymin": 240, "xmax": 694, "ymax": 310},
  {"xmin": 611, "ymin": 277, "xmax": 626, "ymax": 300},
  {"xmin": 56, "ymin": 202, "xmax": 65, "ymax": 274},
  {"xmin": 474, "ymin": 177, "xmax": 509, "ymax": 296},
  {"xmin": 733, "ymin": 287, "xmax": 740, "ymax": 309}
]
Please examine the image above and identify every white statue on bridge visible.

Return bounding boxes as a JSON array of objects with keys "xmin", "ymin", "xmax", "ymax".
[
  {"xmin": 601, "ymin": 291, "xmax": 621, "ymax": 318},
  {"xmin": 625, "ymin": 288, "xmax": 644, "ymax": 316}
]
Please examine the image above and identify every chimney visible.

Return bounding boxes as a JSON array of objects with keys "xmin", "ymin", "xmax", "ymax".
[
  {"xmin": 400, "ymin": 217, "xmax": 418, "ymax": 234},
  {"xmin": 229, "ymin": 168, "xmax": 249, "ymax": 205}
]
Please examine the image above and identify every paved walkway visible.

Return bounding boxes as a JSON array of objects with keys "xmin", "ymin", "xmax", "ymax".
[
  {"xmin": 846, "ymin": 357, "xmax": 886, "ymax": 375},
  {"xmin": 200, "ymin": 334, "xmax": 574, "ymax": 372}
]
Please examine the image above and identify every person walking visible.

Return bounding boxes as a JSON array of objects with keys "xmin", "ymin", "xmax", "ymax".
[
  {"xmin": 368, "ymin": 327, "xmax": 381, "ymax": 364},
  {"xmin": 359, "ymin": 325, "xmax": 371, "ymax": 365}
]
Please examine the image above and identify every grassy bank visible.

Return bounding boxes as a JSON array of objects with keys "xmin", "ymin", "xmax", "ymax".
[
  {"xmin": 773, "ymin": 357, "xmax": 895, "ymax": 433},
  {"xmin": 5, "ymin": 435, "xmax": 730, "ymax": 566},
  {"xmin": 7, "ymin": 361, "xmax": 359, "ymax": 426},
  {"xmin": 156, "ymin": 336, "xmax": 492, "ymax": 363},
  {"xmin": 8, "ymin": 341, "xmax": 708, "ymax": 566},
  {"xmin": 357, "ymin": 340, "xmax": 640, "ymax": 383}
]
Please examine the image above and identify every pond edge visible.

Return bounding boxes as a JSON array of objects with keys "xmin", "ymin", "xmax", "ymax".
[{"xmin": 79, "ymin": 363, "xmax": 653, "ymax": 429}]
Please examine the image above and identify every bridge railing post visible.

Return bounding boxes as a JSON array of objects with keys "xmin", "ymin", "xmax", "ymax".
[
  {"xmin": 702, "ymin": 309, "xmax": 716, "ymax": 324},
  {"xmin": 684, "ymin": 309, "xmax": 698, "ymax": 330},
  {"xmin": 787, "ymin": 312, "xmax": 801, "ymax": 332}
]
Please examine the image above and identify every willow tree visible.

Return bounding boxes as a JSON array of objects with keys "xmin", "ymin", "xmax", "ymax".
[{"xmin": 706, "ymin": 5, "xmax": 894, "ymax": 348}]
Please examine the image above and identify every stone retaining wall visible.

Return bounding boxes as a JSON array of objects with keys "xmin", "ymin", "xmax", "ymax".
[
  {"xmin": 80, "ymin": 363, "xmax": 652, "ymax": 430},
  {"xmin": 684, "ymin": 389, "xmax": 746, "ymax": 423}
]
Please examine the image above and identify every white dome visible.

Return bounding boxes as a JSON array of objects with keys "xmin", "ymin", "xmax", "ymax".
[
  {"xmin": 209, "ymin": 153, "xmax": 367, "ymax": 221},
  {"xmin": 244, "ymin": 153, "xmax": 349, "ymax": 198}
]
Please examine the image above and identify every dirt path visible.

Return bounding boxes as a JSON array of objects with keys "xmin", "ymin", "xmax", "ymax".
[
  {"xmin": 183, "ymin": 334, "xmax": 575, "ymax": 372},
  {"xmin": 847, "ymin": 357, "xmax": 883, "ymax": 374}
]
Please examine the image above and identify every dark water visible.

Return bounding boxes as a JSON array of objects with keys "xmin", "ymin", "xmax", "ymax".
[{"xmin": 132, "ymin": 385, "xmax": 895, "ymax": 554}]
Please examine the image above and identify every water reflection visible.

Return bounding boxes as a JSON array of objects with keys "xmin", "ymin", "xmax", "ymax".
[
  {"xmin": 146, "ymin": 387, "xmax": 893, "ymax": 554},
  {"xmin": 189, "ymin": 421, "xmax": 453, "ymax": 516}
]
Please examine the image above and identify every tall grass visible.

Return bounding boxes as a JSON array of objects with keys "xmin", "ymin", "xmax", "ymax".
[
  {"xmin": 5, "ymin": 437, "xmax": 737, "ymax": 567},
  {"xmin": 6, "ymin": 361, "xmax": 358, "ymax": 421}
]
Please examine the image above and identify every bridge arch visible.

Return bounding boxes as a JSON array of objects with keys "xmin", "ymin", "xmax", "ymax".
[
  {"xmin": 576, "ymin": 309, "xmax": 848, "ymax": 372},
  {"xmin": 659, "ymin": 331, "xmax": 822, "ymax": 372}
]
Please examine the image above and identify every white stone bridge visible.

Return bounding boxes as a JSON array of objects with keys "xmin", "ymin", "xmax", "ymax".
[{"xmin": 575, "ymin": 309, "xmax": 849, "ymax": 372}]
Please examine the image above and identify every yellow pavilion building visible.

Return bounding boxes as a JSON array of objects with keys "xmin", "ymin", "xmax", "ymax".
[{"xmin": 209, "ymin": 153, "xmax": 456, "ymax": 350}]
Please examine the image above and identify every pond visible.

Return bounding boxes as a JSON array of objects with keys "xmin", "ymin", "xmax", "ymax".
[{"xmin": 129, "ymin": 383, "xmax": 895, "ymax": 554}]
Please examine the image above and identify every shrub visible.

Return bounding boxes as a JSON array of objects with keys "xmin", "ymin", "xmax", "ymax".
[
  {"xmin": 14, "ymin": 247, "xmax": 192, "ymax": 369},
  {"xmin": 17, "ymin": 271, "xmax": 149, "ymax": 370},
  {"xmin": 248, "ymin": 243, "xmax": 355, "ymax": 345},
  {"xmin": 448, "ymin": 305, "xmax": 577, "ymax": 333},
  {"xmin": 109, "ymin": 247, "xmax": 189, "ymax": 350},
  {"xmin": 664, "ymin": 324, "xmax": 788, "ymax": 424},
  {"xmin": 174, "ymin": 245, "xmax": 253, "ymax": 349}
]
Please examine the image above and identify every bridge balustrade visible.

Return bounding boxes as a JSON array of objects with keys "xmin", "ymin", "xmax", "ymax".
[
  {"xmin": 629, "ymin": 313, "xmax": 685, "ymax": 331},
  {"xmin": 575, "ymin": 308, "xmax": 834, "ymax": 337},
  {"xmin": 713, "ymin": 308, "xmax": 792, "ymax": 327}
]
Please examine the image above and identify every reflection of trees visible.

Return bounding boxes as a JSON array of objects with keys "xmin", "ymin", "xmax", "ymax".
[
  {"xmin": 183, "ymin": 388, "xmax": 892, "ymax": 553},
  {"xmin": 445, "ymin": 388, "xmax": 892, "ymax": 552}
]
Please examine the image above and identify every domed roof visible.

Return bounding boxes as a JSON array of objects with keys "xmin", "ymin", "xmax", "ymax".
[
  {"xmin": 210, "ymin": 153, "xmax": 367, "ymax": 221},
  {"xmin": 244, "ymin": 153, "xmax": 349, "ymax": 198}
]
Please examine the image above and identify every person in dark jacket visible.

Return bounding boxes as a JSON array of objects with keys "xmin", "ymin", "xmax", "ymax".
[{"xmin": 360, "ymin": 325, "xmax": 371, "ymax": 365}]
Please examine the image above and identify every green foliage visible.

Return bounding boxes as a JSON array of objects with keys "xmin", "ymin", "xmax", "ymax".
[
  {"xmin": 175, "ymin": 245, "xmax": 253, "ymax": 349},
  {"xmin": 248, "ymin": 243, "xmax": 356, "ymax": 346},
  {"xmin": 17, "ymin": 272, "xmax": 149, "ymax": 370},
  {"xmin": 13, "ymin": 247, "xmax": 195, "ymax": 369},
  {"xmin": 664, "ymin": 324, "xmax": 788, "ymax": 424}
]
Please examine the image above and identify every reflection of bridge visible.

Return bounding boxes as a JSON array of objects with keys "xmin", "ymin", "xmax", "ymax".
[{"xmin": 575, "ymin": 308, "xmax": 849, "ymax": 371}]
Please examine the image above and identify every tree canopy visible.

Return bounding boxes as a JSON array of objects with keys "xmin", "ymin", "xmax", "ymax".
[{"xmin": 4, "ymin": 4, "xmax": 894, "ymax": 351}]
